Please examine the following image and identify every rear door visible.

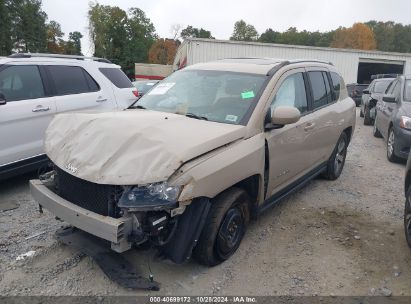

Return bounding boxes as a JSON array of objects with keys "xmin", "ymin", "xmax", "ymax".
[
  {"xmin": 265, "ymin": 68, "xmax": 319, "ymax": 196},
  {"xmin": 99, "ymin": 67, "xmax": 137, "ymax": 108},
  {"xmin": 0, "ymin": 64, "xmax": 56, "ymax": 166},
  {"xmin": 46, "ymin": 65, "xmax": 116, "ymax": 113},
  {"xmin": 305, "ymin": 69, "xmax": 342, "ymax": 163}
]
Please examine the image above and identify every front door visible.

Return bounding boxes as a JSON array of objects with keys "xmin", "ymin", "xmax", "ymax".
[
  {"xmin": 0, "ymin": 65, "xmax": 56, "ymax": 166},
  {"xmin": 264, "ymin": 69, "xmax": 318, "ymax": 197}
]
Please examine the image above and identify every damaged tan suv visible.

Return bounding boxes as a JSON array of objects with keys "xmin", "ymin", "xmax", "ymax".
[{"xmin": 31, "ymin": 58, "xmax": 356, "ymax": 267}]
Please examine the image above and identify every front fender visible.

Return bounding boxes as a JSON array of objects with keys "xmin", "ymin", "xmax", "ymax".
[{"xmin": 170, "ymin": 133, "xmax": 265, "ymax": 202}]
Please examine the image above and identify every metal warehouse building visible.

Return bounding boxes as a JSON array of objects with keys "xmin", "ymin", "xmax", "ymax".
[{"xmin": 173, "ymin": 38, "xmax": 411, "ymax": 84}]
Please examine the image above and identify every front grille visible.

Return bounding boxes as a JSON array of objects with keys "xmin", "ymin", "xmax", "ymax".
[{"xmin": 55, "ymin": 166, "xmax": 123, "ymax": 217}]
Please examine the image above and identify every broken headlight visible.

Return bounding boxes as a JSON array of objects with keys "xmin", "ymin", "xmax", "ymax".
[{"xmin": 118, "ymin": 182, "xmax": 181, "ymax": 209}]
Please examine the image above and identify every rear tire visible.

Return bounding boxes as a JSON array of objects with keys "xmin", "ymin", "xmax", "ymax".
[
  {"xmin": 363, "ymin": 106, "xmax": 372, "ymax": 125},
  {"xmin": 373, "ymin": 120, "xmax": 382, "ymax": 138},
  {"xmin": 404, "ymin": 186, "xmax": 411, "ymax": 249},
  {"xmin": 387, "ymin": 127, "xmax": 402, "ymax": 163},
  {"xmin": 193, "ymin": 188, "xmax": 250, "ymax": 266},
  {"xmin": 322, "ymin": 132, "xmax": 348, "ymax": 180}
]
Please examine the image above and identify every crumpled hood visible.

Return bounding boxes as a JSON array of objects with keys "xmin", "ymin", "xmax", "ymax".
[{"xmin": 45, "ymin": 110, "xmax": 246, "ymax": 185}]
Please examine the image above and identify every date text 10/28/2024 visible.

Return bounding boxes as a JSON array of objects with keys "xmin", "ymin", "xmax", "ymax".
[{"xmin": 149, "ymin": 297, "xmax": 257, "ymax": 303}]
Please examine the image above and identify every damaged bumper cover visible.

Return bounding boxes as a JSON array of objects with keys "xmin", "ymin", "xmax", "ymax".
[{"xmin": 30, "ymin": 179, "xmax": 132, "ymax": 245}]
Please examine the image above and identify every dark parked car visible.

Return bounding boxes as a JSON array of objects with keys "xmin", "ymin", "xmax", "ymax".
[
  {"xmin": 404, "ymin": 154, "xmax": 411, "ymax": 248},
  {"xmin": 374, "ymin": 75, "xmax": 411, "ymax": 162},
  {"xmin": 361, "ymin": 78, "xmax": 395, "ymax": 125},
  {"xmin": 347, "ymin": 83, "xmax": 368, "ymax": 106}
]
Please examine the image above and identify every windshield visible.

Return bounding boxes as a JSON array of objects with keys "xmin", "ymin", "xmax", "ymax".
[
  {"xmin": 136, "ymin": 69, "xmax": 267, "ymax": 125},
  {"xmin": 405, "ymin": 80, "xmax": 411, "ymax": 101},
  {"xmin": 374, "ymin": 80, "xmax": 392, "ymax": 93}
]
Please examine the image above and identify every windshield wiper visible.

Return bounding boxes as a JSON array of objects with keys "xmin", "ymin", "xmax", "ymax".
[
  {"xmin": 185, "ymin": 113, "xmax": 208, "ymax": 121},
  {"xmin": 129, "ymin": 105, "xmax": 146, "ymax": 110}
]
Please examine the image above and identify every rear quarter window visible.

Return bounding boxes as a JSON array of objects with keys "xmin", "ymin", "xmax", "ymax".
[
  {"xmin": 331, "ymin": 72, "xmax": 342, "ymax": 101},
  {"xmin": 99, "ymin": 68, "xmax": 133, "ymax": 88}
]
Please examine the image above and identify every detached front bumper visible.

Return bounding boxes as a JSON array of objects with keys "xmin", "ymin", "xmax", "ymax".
[{"xmin": 30, "ymin": 179, "xmax": 132, "ymax": 246}]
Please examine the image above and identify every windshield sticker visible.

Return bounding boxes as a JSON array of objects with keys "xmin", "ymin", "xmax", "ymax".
[
  {"xmin": 241, "ymin": 91, "xmax": 255, "ymax": 99},
  {"xmin": 225, "ymin": 115, "xmax": 238, "ymax": 122},
  {"xmin": 148, "ymin": 83, "xmax": 175, "ymax": 95}
]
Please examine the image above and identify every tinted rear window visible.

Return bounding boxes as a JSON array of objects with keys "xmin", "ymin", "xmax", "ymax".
[
  {"xmin": 48, "ymin": 66, "xmax": 99, "ymax": 95},
  {"xmin": 99, "ymin": 68, "xmax": 133, "ymax": 88},
  {"xmin": 309, "ymin": 71, "xmax": 332, "ymax": 108}
]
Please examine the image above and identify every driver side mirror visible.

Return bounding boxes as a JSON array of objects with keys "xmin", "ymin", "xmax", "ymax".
[
  {"xmin": 0, "ymin": 91, "xmax": 6, "ymax": 105},
  {"xmin": 266, "ymin": 106, "xmax": 301, "ymax": 129},
  {"xmin": 362, "ymin": 89, "xmax": 370, "ymax": 94},
  {"xmin": 382, "ymin": 94, "xmax": 397, "ymax": 103}
]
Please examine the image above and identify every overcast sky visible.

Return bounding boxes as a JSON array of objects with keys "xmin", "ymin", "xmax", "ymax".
[{"xmin": 42, "ymin": 0, "xmax": 410, "ymax": 56}]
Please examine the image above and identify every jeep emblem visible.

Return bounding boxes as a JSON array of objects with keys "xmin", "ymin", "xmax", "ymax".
[{"xmin": 65, "ymin": 163, "xmax": 79, "ymax": 174}]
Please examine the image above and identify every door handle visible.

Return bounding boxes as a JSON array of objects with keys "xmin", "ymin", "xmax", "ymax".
[
  {"xmin": 32, "ymin": 106, "xmax": 50, "ymax": 112},
  {"xmin": 304, "ymin": 122, "xmax": 316, "ymax": 131},
  {"xmin": 96, "ymin": 97, "xmax": 107, "ymax": 103}
]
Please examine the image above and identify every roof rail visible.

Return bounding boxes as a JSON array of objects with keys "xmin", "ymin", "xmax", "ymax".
[
  {"xmin": 8, "ymin": 53, "xmax": 112, "ymax": 64},
  {"xmin": 289, "ymin": 59, "xmax": 334, "ymax": 66}
]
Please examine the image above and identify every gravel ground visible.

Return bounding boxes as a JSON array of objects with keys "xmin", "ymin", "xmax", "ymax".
[{"xmin": 1, "ymin": 109, "xmax": 410, "ymax": 296}]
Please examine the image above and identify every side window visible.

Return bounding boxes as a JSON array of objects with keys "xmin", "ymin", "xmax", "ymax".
[
  {"xmin": 47, "ymin": 66, "xmax": 99, "ymax": 95},
  {"xmin": 330, "ymin": 72, "xmax": 341, "ymax": 101},
  {"xmin": 0, "ymin": 65, "xmax": 45, "ymax": 101},
  {"xmin": 392, "ymin": 81, "xmax": 401, "ymax": 98},
  {"xmin": 270, "ymin": 72, "xmax": 308, "ymax": 114},
  {"xmin": 83, "ymin": 70, "xmax": 100, "ymax": 92},
  {"xmin": 386, "ymin": 80, "xmax": 397, "ymax": 95},
  {"xmin": 99, "ymin": 68, "xmax": 133, "ymax": 88},
  {"xmin": 323, "ymin": 72, "xmax": 332, "ymax": 103},
  {"xmin": 308, "ymin": 71, "xmax": 329, "ymax": 109},
  {"xmin": 369, "ymin": 81, "xmax": 375, "ymax": 93}
]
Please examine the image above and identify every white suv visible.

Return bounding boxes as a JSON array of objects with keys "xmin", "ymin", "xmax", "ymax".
[{"xmin": 0, "ymin": 53, "xmax": 138, "ymax": 179}]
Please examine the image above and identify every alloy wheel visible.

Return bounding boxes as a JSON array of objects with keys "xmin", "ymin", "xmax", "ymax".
[
  {"xmin": 388, "ymin": 129, "xmax": 395, "ymax": 157},
  {"xmin": 334, "ymin": 139, "xmax": 347, "ymax": 176}
]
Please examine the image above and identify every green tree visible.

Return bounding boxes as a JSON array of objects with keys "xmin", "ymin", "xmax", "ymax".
[
  {"xmin": 11, "ymin": 0, "xmax": 48, "ymax": 52},
  {"xmin": 258, "ymin": 28, "xmax": 280, "ymax": 43},
  {"xmin": 230, "ymin": 20, "xmax": 258, "ymax": 41},
  {"xmin": 64, "ymin": 31, "xmax": 83, "ymax": 55},
  {"xmin": 88, "ymin": 3, "xmax": 156, "ymax": 69},
  {"xmin": 0, "ymin": 0, "xmax": 12, "ymax": 55},
  {"xmin": 180, "ymin": 25, "xmax": 214, "ymax": 39}
]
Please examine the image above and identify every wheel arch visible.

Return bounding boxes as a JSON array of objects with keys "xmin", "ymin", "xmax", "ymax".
[
  {"xmin": 343, "ymin": 126, "xmax": 353, "ymax": 144},
  {"xmin": 405, "ymin": 171, "xmax": 411, "ymax": 197}
]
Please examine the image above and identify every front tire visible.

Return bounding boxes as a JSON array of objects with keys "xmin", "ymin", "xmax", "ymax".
[
  {"xmin": 193, "ymin": 188, "xmax": 250, "ymax": 266},
  {"xmin": 322, "ymin": 132, "xmax": 348, "ymax": 180},
  {"xmin": 363, "ymin": 106, "xmax": 372, "ymax": 125},
  {"xmin": 387, "ymin": 127, "xmax": 402, "ymax": 163},
  {"xmin": 404, "ymin": 186, "xmax": 411, "ymax": 249}
]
